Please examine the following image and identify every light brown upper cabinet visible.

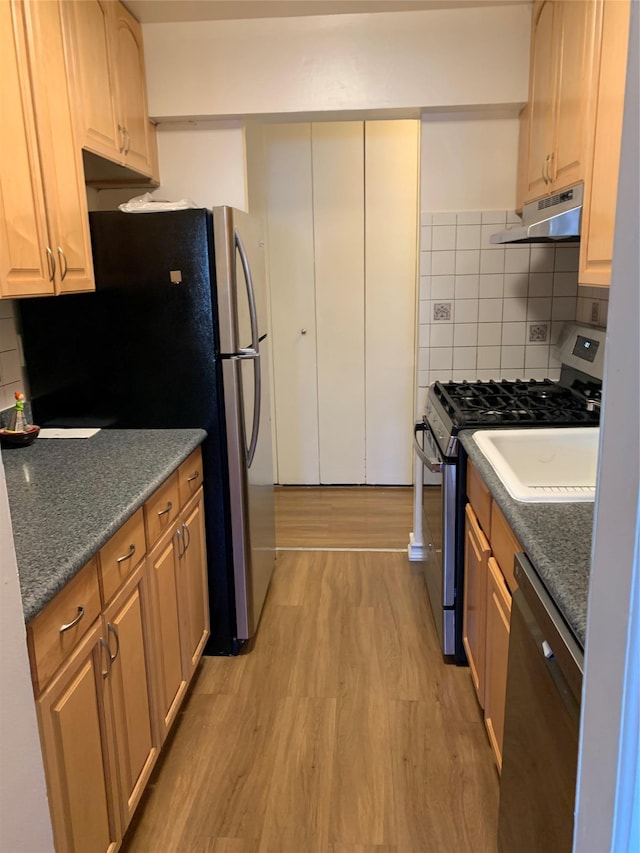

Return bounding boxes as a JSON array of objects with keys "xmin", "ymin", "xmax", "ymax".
[
  {"xmin": 579, "ymin": 0, "xmax": 631, "ymax": 287},
  {"xmin": 522, "ymin": 0, "xmax": 598, "ymax": 203},
  {"xmin": 63, "ymin": 0, "xmax": 153, "ymax": 178},
  {"xmin": 0, "ymin": 0, "xmax": 94, "ymax": 298}
]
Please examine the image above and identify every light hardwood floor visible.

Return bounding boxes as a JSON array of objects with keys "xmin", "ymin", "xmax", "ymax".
[{"xmin": 122, "ymin": 487, "xmax": 498, "ymax": 853}]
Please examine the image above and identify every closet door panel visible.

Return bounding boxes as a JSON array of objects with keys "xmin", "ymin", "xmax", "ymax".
[
  {"xmin": 265, "ymin": 124, "xmax": 319, "ymax": 484},
  {"xmin": 312, "ymin": 122, "xmax": 365, "ymax": 484},
  {"xmin": 364, "ymin": 120, "xmax": 419, "ymax": 485}
]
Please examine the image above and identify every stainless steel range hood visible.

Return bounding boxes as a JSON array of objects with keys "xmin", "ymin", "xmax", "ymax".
[{"xmin": 491, "ymin": 183, "xmax": 583, "ymax": 244}]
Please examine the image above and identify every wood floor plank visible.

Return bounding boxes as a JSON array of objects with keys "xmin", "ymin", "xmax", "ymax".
[
  {"xmin": 388, "ymin": 699, "xmax": 498, "ymax": 853},
  {"xmin": 275, "ymin": 486, "xmax": 416, "ymax": 549},
  {"xmin": 258, "ymin": 697, "xmax": 337, "ymax": 853},
  {"xmin": 123, "ymin": 489, "xmax": 498, "ymax": 853},
  {"xmin": 329, "ymin": 694, "xmax": 396, "ymax": 847}
]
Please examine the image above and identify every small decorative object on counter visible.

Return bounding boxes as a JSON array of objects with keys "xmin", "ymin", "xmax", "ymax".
[{"xmin": 0, "ymin": 391, "xmax": 40, "ymax": 447}]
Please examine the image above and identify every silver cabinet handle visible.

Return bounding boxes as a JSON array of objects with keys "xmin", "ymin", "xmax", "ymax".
[
  {"xmin": 99, "ymin": 637, "xmax": 112, "ymax": 679},
  {"xmin": 187, "ymin": 471, "xmax": 200, "ymax": 484},
  {"xmin": 46, "ymin": 247, "xmax": 56, "ymax": 282},
  {"xmin": 176, "ymin": 527, "xmax": 185, "ymax": 559},
  {"xmin": 124, "ymin": 127, "xmax": 130, "ymax": 155},
  {"xmin": 116, "ymin": 543, "xmax": 136, "ymax": 564},
  {"xmin": 301, "ymin": 328, "xmax": 307, "ymax": 335},
  {"xmin": 59, "ymin": 605, "xmax": 85, "ymax": 634},
  {"xmin": 57, "ymin": 247, "xmax": 68, "ymax": 282},
  {"xmin": 157, "ymin": 501, "xmax": 173, "ymax": 518},
  {"xmin": 107, "ymin": 623, "xmax": 120, "ymax": 663},
  {"xmin": 548, "ymin": 151, "xmax": 555, "ymax": 184},
  {"xmin": 182, "ymin": 522, "xmax": 191, "ymax": 554},
  {"xmin": 117, "ymin": 124, "xmax": 125, "ymax": 153}
]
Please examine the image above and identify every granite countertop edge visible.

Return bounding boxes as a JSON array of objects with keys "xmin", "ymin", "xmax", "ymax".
[
  {"xmin": 459, "ymin": 429, "xmax": 593, "ymax": 649},
  {"xmin": 2, "ymin": 429, "xmax": 207, "ymax": 623}
]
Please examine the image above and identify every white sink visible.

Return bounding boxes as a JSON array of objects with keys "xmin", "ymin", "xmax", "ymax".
[{"xmin": 474, "ymin": 427, "xmax": 599, "ymax": 503}]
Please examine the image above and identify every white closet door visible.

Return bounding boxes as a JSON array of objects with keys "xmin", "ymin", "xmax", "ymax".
[
  {"xmin": 264, "ymin": 123, "xmax": 319, "ymax": 484},
  {"xmin": 312, "ymin": 122, "xmax": 366, "ymax": 484},
  {"xmin": 364, "ymin": 120, "xmax": 419, "ymax": 485}
]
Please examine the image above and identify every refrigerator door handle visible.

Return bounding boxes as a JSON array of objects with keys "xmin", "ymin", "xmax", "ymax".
[
  {"xmin": 233, "ymin": 348, "xmax": 260, "ymax": 360},
  {"xmin": 235, "ymin": 228, "xmax": 261, "ymax": 468}
]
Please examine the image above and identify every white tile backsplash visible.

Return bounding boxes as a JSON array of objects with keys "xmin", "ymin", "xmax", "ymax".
[
  {"xmin": 455, "ymin": 250, "xmax": 480, "ymax": 275},
  {"xmin": 415, "ymin": 210, "xmax": 607, "ymax": 389}
]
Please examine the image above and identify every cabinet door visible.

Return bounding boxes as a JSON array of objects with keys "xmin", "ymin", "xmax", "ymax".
[
  {"xmin": 104, "ymin": 561, "xmax": 159, "ymax": 830},
  {"xmin": 484, "ymin": 556, "xmax": 512, "ymax": 772},
  {"xmin": 63, "ymin": 0, "xmax": 121, "ymax": 161},
  {"xmin": 178, "ymin": 489, "xmax": 210, "ymax": 677},
  {"xmin": 551, "ymin": 0, "xmax": 597, "ymax": 191},
  {"xmin": 463, "ymin": 504, "xmax": 491, "ymax": 708},
  {"xmin": 312, "ymin": 122, "xmax": 366, "ymax": 484},
  {"xmin": 23, "ymin": 0, "xmax": 94, "ymax": 294},
  {"xmin": 364, "ymin": 120, "xmax": 418, "ymax": 485},
  {"xmin": 579, "ymin": 0, "xmax": 631, "ymax": 287},
  {"xmin": 0, "ymin": 0, "xmax": 54, "ymax": 298},
  {"xmin": 36, "ymin": 620, "xmax": 120, "ymax": 853},
  {"xmin": 525, "ymin": 0, "xmax": 558, "ymax": 202},
  {"xmin": 111, "ymin": 2, "xmax": 151, "ymax": 175},
  {"xmin": 265, "ymin": 123, "xmax": 319, "ymax": 484},
  {"xmin": 148, "ymin": 528, "xmax": 188, "ymax": 739}
]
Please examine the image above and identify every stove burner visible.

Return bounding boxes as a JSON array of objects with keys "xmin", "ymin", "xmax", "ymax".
[{"xmin": 432, "ymin": 377, "xmax": 600, "ymax": 430}]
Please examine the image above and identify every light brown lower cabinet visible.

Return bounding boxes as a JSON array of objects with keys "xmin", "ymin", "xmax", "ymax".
[
  {"xmin": 484, "ymin": 556, "xmax": 512, "ymax": 772},
  {"xmin": 103, "ymin": 561, "xmax": 158, "ymax": 830},
  {"xmin": 35, "ymin": 619, "xmax": 120, "ymax": 853},
  {"xmin": 28, "ymin": 447, "xmax": 209, "ymax": 851},
  {"xmin": 463, "ymin": 460, "xmax": 522, "ymax": 772},
  {"xmin": 462, "ymin": 504, "xmax": 490, "ymax": 708}
]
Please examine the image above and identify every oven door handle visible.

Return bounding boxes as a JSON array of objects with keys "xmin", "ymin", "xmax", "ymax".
[{"xmin": 414, "ymin": 422, "xmax": 443, "ymax": 473}]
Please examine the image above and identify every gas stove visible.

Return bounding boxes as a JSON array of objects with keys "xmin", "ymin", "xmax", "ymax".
[{"xmin": 423, "ymin": 324, "xmax": 604, "ymax": 458}]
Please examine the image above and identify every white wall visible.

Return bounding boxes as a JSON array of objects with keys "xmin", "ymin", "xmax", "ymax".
[
  {"xmin": 142, "ymin": 5, "xmax": 530, "ymax": 120},
  {"xmin": 0, "ymin": 459, "xmax": 54, "ymax": 852},
  {"xmin": 421, "ymin": 112, "xmax": 520, "ymax": 213},
  {"xmin": 574, "ymin": 3, "xmax": 639, "ymax": 848},
  {"xmin": 153, "ymin": 122, "xmax": 247, "ymax": 210}
]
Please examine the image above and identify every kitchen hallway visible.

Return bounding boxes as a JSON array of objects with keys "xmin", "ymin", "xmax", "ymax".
[{"xmin": 122, "ymin": 487, "xmax": 499, "ymax": 852}]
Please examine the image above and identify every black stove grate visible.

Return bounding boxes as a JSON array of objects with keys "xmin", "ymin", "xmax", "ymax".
[{"xmin": 433, "ymin": 379, "xmax": 600, "ymax": 428}]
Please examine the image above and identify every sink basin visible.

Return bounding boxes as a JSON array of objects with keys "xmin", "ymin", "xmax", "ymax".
[{"xmin": 474, "ymin": 427, "xmax": 599, "ymax": 502}]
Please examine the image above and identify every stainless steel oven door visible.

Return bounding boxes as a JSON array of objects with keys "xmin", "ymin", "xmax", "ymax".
[{"xmin": 415, "ymin": 422, "xmax": 457, "ymax": 655}]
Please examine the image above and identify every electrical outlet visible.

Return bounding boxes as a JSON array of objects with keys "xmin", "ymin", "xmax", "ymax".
[
  {"xmin": 529, "ymin": 323, "xmax": 548, "ymax": 343},
  {"xmin": 433, "ymin": 302, "xmax": 452, "ymax": 321},
  {"xmin": 591, "ymin": 301, "xmax": 600, "ymax": 324}
]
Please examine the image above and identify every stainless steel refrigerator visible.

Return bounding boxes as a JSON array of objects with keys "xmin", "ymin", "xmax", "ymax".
[{"xmin": 18, "ymin": 207, "xmax": 275, "ymax": 655}]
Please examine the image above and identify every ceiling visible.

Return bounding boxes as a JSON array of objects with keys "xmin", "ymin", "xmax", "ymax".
[{"xmin": 125, "ymin": 0, "xmax": 527, "ymax": 24}]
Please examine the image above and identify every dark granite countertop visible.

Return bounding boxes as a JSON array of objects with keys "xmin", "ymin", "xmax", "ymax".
[
  {"xmin": 1, "ymin": 429, "xmax": 206, "ymax": 623},
  {"xmin": 459, "ymin": 430, "xmax": 593, "ymax": 649}
]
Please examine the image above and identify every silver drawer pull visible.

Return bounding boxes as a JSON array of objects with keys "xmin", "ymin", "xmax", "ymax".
[
  {"xmin": 59, "ymin": 606, "xmax": 85, "ymax": 634},
  {"xmin": 99, "ymin": 637, "xmax": 112, "ymax": 679},
  {"xmin": 107, "ymin": 623, "xmax": 120, "ymax": 663},
  {"xmin": 187, "ymin": 471, "xmax": 200, "ymax": 483},
  {"xmin": 116, "ymin": 544, "xmax": 136, "ymax": 564},
  {"xmin": 157, "ymin": 501, "xmax": 173, "ymax": 518}
]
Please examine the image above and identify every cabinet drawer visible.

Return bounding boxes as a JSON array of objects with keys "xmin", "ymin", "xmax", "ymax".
[
  {"xmin": 490, "ymin": 502, "xmax": 522, "ymax": 593},
  {"xmin": 467, "ymin": 460, "xmax": 492, "ymax": 536},
  {"xmin": 145, "ymin": 472, "xmax": 180, "ymax": 548},
  {"xmin": 178, "ymin": 448, "xmax": 203, "ymax": 507},
  {"xmin": 27, "ymin": 558, "xmax": 101, "ymax": 694},
  {"xmin": 99, "ymin": 507, "xmax": 146, "ymax": 604}
]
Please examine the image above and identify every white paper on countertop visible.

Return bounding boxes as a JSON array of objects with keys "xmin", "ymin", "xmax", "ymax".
[{"xmin": 38, "ymin": 428, "xmax": 101, "ymax": 439}]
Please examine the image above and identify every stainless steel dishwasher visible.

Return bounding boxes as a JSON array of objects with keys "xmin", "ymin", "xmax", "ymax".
[{"xmin": 498, "ymin": 553, "xmax": 584, "ymax": 853}]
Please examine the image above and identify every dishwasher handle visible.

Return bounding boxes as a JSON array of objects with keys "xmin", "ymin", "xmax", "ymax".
[{"xmin": 414, "ymin": 422, "xmax": 443, "ymax": 473}]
